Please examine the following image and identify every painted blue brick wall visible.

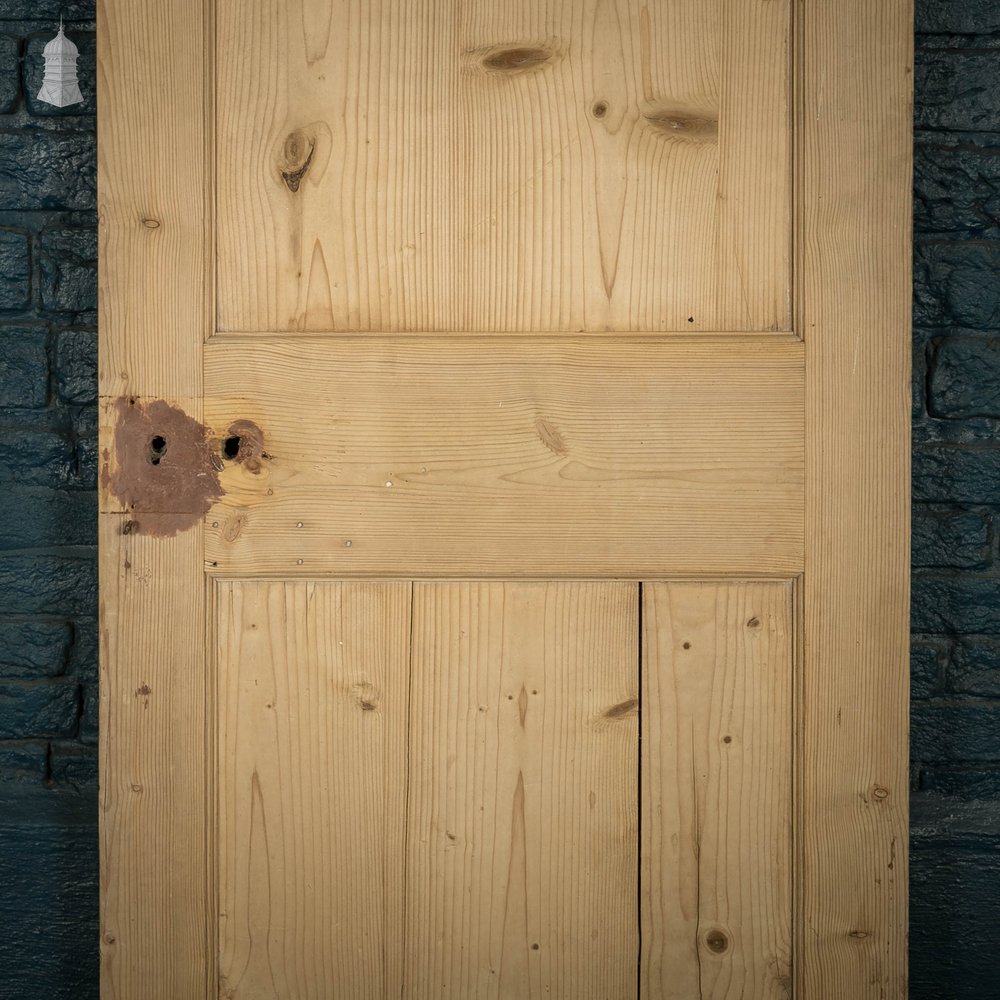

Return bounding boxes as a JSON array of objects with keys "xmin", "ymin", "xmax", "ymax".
[
  {"xmin": 1, "ymin": 2, "xmax": 998, "ymax": 998},
  {"xmin": 912, "ymin": 4, "xmax": 1000, "ymax": 998},
  {"xmin": 0, "ymin": 4, "xmax": 98, "ymax": 999}
]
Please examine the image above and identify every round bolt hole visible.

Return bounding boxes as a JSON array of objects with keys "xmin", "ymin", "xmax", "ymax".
[
  {"xmin": 148, "ymin": 435, "xmax": 167, "ymax": 465},
  {"xmin": 223, "ymin": 435, "xmax": 241, "ymax": 460}
]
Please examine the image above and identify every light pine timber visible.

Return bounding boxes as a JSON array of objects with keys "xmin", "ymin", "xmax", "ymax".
[
  {"xmin": 216, "ymin": 581, "xmax": 410, "ymax": 1000},
  {"xmin": 641, "ymin": 581, "xmax": 793, "ymax": 1000},
  {"xmin": 216, "ymin": 0, "xmax": 790, "ymax": 333},
  {"xmin": 97, "ymin": 0, "xmax": 212, "ymax": 991},
  {"xmin": 203, "ymin": 336, "xmax": 804, "ymax": 577},
  {"xmin": 98, "ymin": 515, "xmax": 212, "ymax": 999},
  {"xmin": 797, "ymin": 0, "xmax": 912, "ymax": 996},
  {"xmin": 97, "ymin": 0, "xmax": 209, "ymax": 399},
  {"xmin": 404, "ymin": 582, "xmax": 639, "ymax": 998},
  {"xmin": 98, "ymin": 0, "xmax": 913, "ymax": 990}
]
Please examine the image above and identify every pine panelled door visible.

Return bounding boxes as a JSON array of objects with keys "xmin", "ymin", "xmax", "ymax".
[{"xmin": 96, "ymin": 1, "xmax": 911, "ymax": 998}]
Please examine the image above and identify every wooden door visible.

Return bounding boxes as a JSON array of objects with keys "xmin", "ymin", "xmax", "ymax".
[{"xmin": 97, "ymin": 1, "xmax": 911, "ymax": 997}]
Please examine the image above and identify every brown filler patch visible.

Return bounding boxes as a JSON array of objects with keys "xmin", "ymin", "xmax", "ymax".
[{"xmin": 102, "ymin": 398, "xmax": 224, "ymax": 536}]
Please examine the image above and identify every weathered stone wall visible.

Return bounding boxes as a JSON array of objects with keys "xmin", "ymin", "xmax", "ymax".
[
  {"xmin": 910, "ymin": 4, "xmax": 1000, "ymax": 996},
  {"xmin": 0, "ymin": 4, "xmax": 98, "ymax": 997}
]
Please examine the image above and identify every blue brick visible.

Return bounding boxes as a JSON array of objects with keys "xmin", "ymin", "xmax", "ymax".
[
  {"xmin": 912, "ymin": 575, "xmax": 1000, "ymax": 634},
  {"xmin": 914, "ymin": 136, "xmax": 1000, "ymax": 239},
  {"xmin": 914, "ymin": 446, "xmax": 1000, "ymax": 504},
  {"xmin": 914, "ymin": 241, "xmax": 1000, "ymax": 330},
  {"xmin": 38, "ymin": 227, "xmax": 96, "ymax": 314},
  {"xmin": 78, "ymin": 682, "xmax": 96, "ymax": 746},
  {"xmin": 0, "ymin": 228, "xmax": 29, "ymax": 311},
  {"xmin": 0, "ymin": 428, "xmax": 72, "ymax": 486},
  {"xmin": 0, "ymin": 816, "xmax": 99, "ymax": 1000},
  {"xmin": 919, "ymin": 766, "xmax": 1000, "ymax": 800},
  {"xmin": 916, "ymin": 50, "xmax": 1000, "ymax": 133},
  {"xmin": 0, "ymin": 327, "xmax": 47, "ymax": 408},
  {"xmin": 54, "ymin": 329, "xmax": 95, "ymax": 403},
  {"xmin": 0, "ymin": 34, "xmax": 19, "ymax": 114},
  {"xmin": 917, "ymin": 0, "xmax": 1000, "ymax": 33},
  {"xmin": 912, "ymin": 638, "xmax": 947, "ymax": 699},
  {"xmin": 0, "ymin": 621, "xmax": 70, "ymax": 679},
  {"xmin": 0, "ymin": 680, "xmax": 78, "ymax": 739},
  {"xmin": 911, "ymin": 841, "xmax": 1000, "ymax": 998},
  {"xmin": 912, "ymin": 700, "xmax": 1000, "ymax": 762},
  {"xmin": 68, "ymin": 619, "xmax": 96, "ymax": 683},
  {"xmin": 951, "ymin": 637, "xmax": 1000, "ymax": 697},
  {"xmin": 0, "ymin": 555, "xmax": 96, "ymax": 616},
  {"xmin": 0, "ymin": 132, "xmax": 95, "ymax": 211},
  {"xmin": 0, "ymin": 487, "xmax": 95, "ymax": 550},
  {"xmin": 22, "ymin": 32, "xmax": 94, "ymax": 118},
  {"xmin": 48, "ymin": 743, "xmax": 95, "ymax": 789},
  {"xmin": 0, "ymin": 0, "xmax": 95, "ymax": 17},
  {"xmin": 0, "ymin": 742, "xmax": 47, "ymax": 784},
  {"xmin": 76, "ymin": 433, "xmax": 97, "ymax": 489},
  {"xmin": 929, "ymin": 336, "xmax": 1000, "ymax": 417},
  {"xmin": 913, "ymin": 340, "xmax": 928, "ymax": 418},
  {"xmin": 72, "ymin": 400, "xmax": 96, "ymax": 436},
  {"xmin": 912, "ymin": 505, "xmax": 991, "ymax": 568}
]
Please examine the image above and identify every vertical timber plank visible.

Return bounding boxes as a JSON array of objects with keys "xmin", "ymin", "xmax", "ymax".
[
  {"xmin": 97, "ymin": 0, "xmax": 209, "ymax": 399},
  {"xmin": 641, "ymin": 581, "xmax": 793, "ymax": 1000},
  {"xmin": 405, "ymin": 582, "xmax": 639, "ymax": 998},
  {"xmin": 97, "ymin": 0, "xmax": 211, "ymax": 995},
  {"xmin": 797, "ymin": 0, "xmax": 912, "ymax": 996},
  {"xmin": 98, "ymin": 518, "xmax": 211, "ymax": 998},
  {"xmin": 217, "ymin": 582, "xmax": 409, "ymax": 999}
]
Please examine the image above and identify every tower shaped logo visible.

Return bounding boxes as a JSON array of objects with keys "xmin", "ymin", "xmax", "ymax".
[{"xmin": 37, "ymin": 20, "xmax": 84, "ymax": 108}]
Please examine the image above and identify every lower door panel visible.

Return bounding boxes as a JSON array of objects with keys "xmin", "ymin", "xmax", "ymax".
[{"xmin": 216, "ymin": 580, "xmax": 791, "ymax": 999}]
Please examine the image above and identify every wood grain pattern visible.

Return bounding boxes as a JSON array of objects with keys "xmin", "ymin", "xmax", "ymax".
[
  {"xmin": 797, "ymin": 1, "xmax": 912, "ymax": 997},
  {"xmin": 97, "ymin": 0, "xmax": 212, "ymax": 991},
  {"xmin": 405, "ymin": 582, "xmax": 639, "ymax": 997},
  {"xmin": 216, "ymin": 0, "xmax": 790, "ymax": 333},
  {"xmin": 99, "ymin": 0, "xmax": 913, "ymax": 991},
  {"xmin": 98, "ymin": 515, "xmax": 212, "ymax": 998},
  {"xmin": 216, "ymin": 581, "xmax": 410, "ymax": 999},
  {"xmin": 641, "ymin": 581, "xmax": 793, "ymax": 1000},
  {"xmin": 97, "ymin": 0, "xmax": 209, "ymax": 398},
  {"xmin": 203, "ymin": 337, "xmax": 804, "ymax": 577}
]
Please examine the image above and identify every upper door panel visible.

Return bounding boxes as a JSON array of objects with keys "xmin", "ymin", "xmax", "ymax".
[{"xmin": 216, "ymin": 0, "xmax": 791, "ymax": 334}]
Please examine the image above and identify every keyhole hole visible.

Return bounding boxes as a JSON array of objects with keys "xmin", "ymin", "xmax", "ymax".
[
  {"xmin": 223, "ymin": 436, "xmax": 241, "ymax": 460},
  {"xmin": 149, "ymin": 435, "xmax": 167, "ymax": 465}
]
